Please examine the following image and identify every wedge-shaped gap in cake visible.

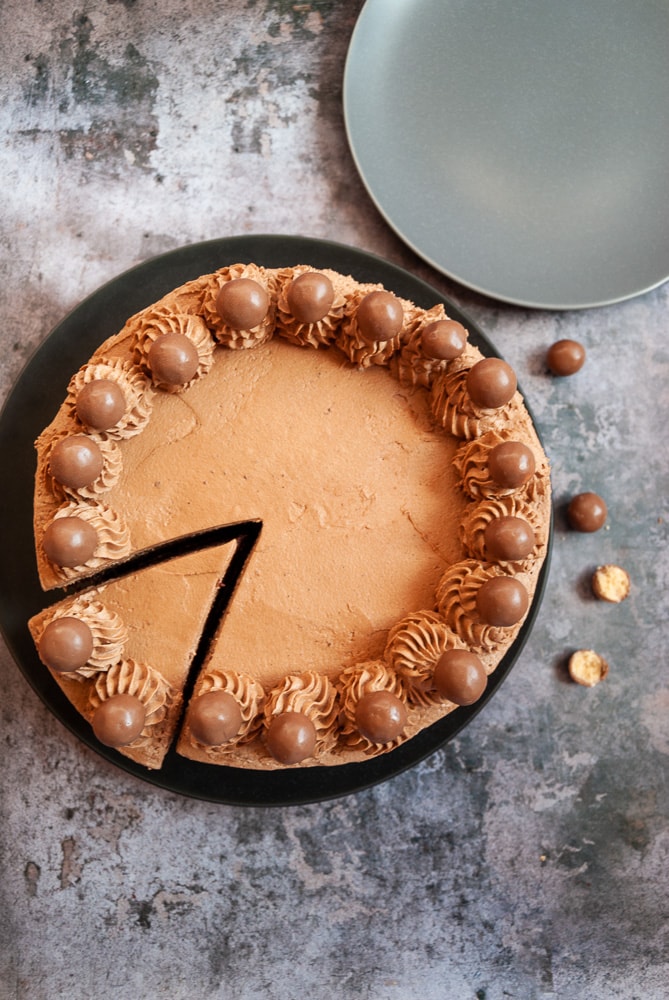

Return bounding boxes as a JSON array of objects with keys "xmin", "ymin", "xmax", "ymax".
[{"xmin": 28, "ymin": 519, "xmax": 262, "ymax": 769}]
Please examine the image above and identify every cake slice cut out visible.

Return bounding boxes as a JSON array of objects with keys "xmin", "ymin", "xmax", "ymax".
[{"xmin": 28, "ymin": 520, "xmax": 261, "ymax": 769}]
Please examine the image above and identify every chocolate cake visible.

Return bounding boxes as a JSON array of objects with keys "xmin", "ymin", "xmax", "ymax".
[{"xmin": 29, "ymin": 262, "xmax": 551, "ymax": 770}]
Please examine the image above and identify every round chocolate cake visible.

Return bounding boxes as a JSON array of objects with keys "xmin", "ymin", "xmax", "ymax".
[{"xmin": 29, "ymin": 262, "xmax": 551, "ymax": 770}]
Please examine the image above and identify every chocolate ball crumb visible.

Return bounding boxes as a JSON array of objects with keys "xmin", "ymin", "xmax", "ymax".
[
  {"xmin": 568, "ymin": 649, "xmax": 609, "ymax": 687},
  {"xmin": 592, "ymin": 564, "xmax": 630, "ymax": 603}
]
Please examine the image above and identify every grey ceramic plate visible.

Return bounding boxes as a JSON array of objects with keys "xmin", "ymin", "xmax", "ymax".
[{"xmin": 344, "ymin": 0, "xmax": 669, "ymax": 310}]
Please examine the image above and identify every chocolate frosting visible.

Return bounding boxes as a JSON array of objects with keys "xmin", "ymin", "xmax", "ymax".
[
  {"xmin": 38, "ymin": 616, "xmax": 94, "ymax": 673},
  {"xmin": 356, "ymin": 290, "xmax": 404, "ymax": 343},
  {"xmin": 76, "ymin": 379, "xmax": 127, "ymax": 431},
  {"xmin": 286, "ymin": 271, "xmax": 335, "ymax": 324},
  {"xmin": 433, "ymin": 649, "xmax": 487, "ymax": 705},
  {"xmin": 355, "ymin": 690, "xmax": 408, "ymax": 744},
  {"xmin": 475, "ymin": 575, "xmax": 529, "ymax": 626},
  {"xmin": 31, "ymin": 260, "xmax": 552, "ymax": 770},
  {"xmin": 49, "ymin": 435, "xmax": 104, "ymax": 490},
  {"xmin": 216, "ymin": 277, "xmax": 270, "ymax": 330},
  {"xmin": 92, "ymin": 693, "xmax": 147, "ymax": 747},
  {"xmin": 467, "ymin": 358, "xmax": 517, "ymax": 409},
  {"xmin": 265, "ymin": 711, "xmax": 317, "ymax": 764},
  {"xmin": 147, "ymin": 332, "xmax": 200, "ymax": 386},
  {"xmin": 188, "ymin": 690, "xmax": 244, "ymax": 746}
]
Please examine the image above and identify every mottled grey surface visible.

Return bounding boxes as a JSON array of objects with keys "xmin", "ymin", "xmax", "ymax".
[{"xmin": 0, "ymin": 3, "xmax": 667, "ymax": 999}]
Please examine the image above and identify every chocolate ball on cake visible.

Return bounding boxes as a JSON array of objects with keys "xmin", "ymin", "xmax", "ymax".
[
  {"xmin": 488, "ymin": 440, "xmax": 536, "ymax": 489},
  {"xmin": 266, "ymin": 711, "xmax": 317, "ymax": 764},
  {"xmin": 287, "ymin": 271, "xmax": 335, "ymax": 324},
  {"xmin": 38, "ymin": 616, "xmax": 94, "ymax": 673},
  {"xmin": 467, "ymin": 358, "xmax": 517, "ymax": 409},
  {"xmin": 49, "ymin": 435, "xmax": 104, "ymax": 490},
  {"xmin": 433, "ymin": 649, "xmax": 487, "ymax": 705},
  {"xmin": 355, "ymin": 689, "xmax": 408, "ymax": 744},
  {"xmin": 421, "ymin": 319, "xmax": 467, "ymax": 361},
  {"xmin": 147, "ymin": 332, "xmax": 200, "ymax": 386},
  {"xmin": 42, "ymin": 516, "xmax": 97, "ymax": 568},
  {"xmin": 216, "ymin": 277, "xmax": 270, "ymax": 330},
  {"xmin": 476, "ymin": 575, "xmax": 529, "ymax": 626},
  {"xmin": 76, "ymin": 379, "xmax": 126, "ymax": 431},
  {"xmin": 484, "ymin": 516, "xmax": 536, "ymax": 562},
  {"xmin": 92, "ymin": 693, "xmax": 146, "ymax": 747},
  {"xmin": 189, "ymin": 690, "xmax": 244, "ymax": 746},
  {"xmin": 356, "ymin": 290, "xmax": 404, "ymax": 343}
]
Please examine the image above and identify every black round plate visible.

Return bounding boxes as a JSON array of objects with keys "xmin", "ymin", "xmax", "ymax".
[{"xmin": 0, "ymin": 235, "xmax": 551, "ymax": 805}]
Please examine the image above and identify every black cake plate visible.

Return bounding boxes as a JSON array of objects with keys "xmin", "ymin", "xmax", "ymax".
[{"xmin": 0, "ymin": 235, "xmax": 551, "ymax": 805}]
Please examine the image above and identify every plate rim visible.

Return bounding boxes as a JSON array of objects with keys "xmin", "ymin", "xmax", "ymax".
[{"xmin": 0, "ymin": 234, "xmax": 552, "ymax": 805}]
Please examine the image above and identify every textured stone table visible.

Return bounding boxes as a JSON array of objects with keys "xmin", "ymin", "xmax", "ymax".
[{"xmin": 1, "ymin": 3, "xmax": 667, "ymax": 998}]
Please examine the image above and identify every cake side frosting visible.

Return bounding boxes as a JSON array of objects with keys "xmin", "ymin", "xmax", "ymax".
[{"xmin": 30, "ymin": 263, "xmax": 551, "ymax": 770}]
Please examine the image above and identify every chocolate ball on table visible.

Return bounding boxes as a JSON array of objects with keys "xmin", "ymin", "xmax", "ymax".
[
  {"xmin": 76, "ymin": 379, "xmax": 126, "ymax": 431},
  {"xmin": 216, "ymin": 278, "xmax": 270, "ymax": 330},
  {"xmin": 49, "ymin": 435, "xmax": 104, "ymax": 490},
  {"xmin": 189, "ymin": 690, "xmax": 244, "ymax": 746},
  {"xmin": 355, "ymin": 689, "xmax": 408, "ymax": 744},
  {"xmin": 92, "ymin": 694, "xmax": 146, "ymax": 748},
  {"xmin": 567, "ymin": 492, "xmax": 607, "ymax": 532},
  {"xmin": 476, "ymin": 575, "xmax": 529, "ymax": 627},
  {"xmin": 547, "ymin": 339, "xmax": 586, "ymax": 376},
  {"xmin": 433, "ymin": 649, "xmax": 487, "ymax": 705},
  {"xmin": 421, "ymin": 319, "xmax": 467, "ymax": 361},
  {"xmin": 38, "ymin": 617, "xmax": 94, "ymax": 673},
  {"xmin": 484, "ymin": 516, "xmax": 536, "ymax": 562},
  {"xmin": 356, "ymin": 291, "xmax": 404, "ymax": 343},
  {"xmin": 488, "ymin": 441, "xmax": 536, "ymax": 490},
  {"xmin": 467, "ymin": 358, "xmax": 517, "ymax": 409},
  {"xmin": 266, "ymin": 711, "xmax": 317, "ymax": 765},
  {"xmin": 42, "ymin": 516, "xmax": 98, "ymax": 568},
  {"xmin": 287, "ymin": 271, "xmax": 335, "ymax": 324},
  {"xmin": 147, "ymin": 333, "xmax": 199, "ymax": 386}
]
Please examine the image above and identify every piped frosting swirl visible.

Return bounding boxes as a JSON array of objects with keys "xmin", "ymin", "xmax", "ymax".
[
  {"xmin": 132, "ymin": 309, "xmax": 215, "ymax": 391},
  {"xmin": 89, "ymin": 659, "xmax": 175, "ymax": 751},
  {"xmin": 338, "ymin": 659, "xmax": 409, "ymax": 752},
  {"xmin": 460, "ymin": 494, "xmax": 546, "ymax": 568},
  {"xmin": 202, "ymin": 263, "xmax": 276, "ymax": 348},
  {"xmin": 189, "ymin": 668, "xmax": 265, "ymax": 751},
  {"xmin": 431, "ymin": 359, "xmax": 523, "ymax": 439},
  {"xmin": 37, "ymin": 595, "xmax": 128, "ymax": 679},
  {"xmin": 68, "ymin": 358, "xmax": 154, "ymax": 439},
  {"xmin": 384, "ymin": 610, "xmax": 468, "ymax": 706},
  {"xmin": 262, "ymin": 671, "xmax": 339, "ymax": 758},
  {"xmin": 43, "ymin": 500, "xmax": 131, "ymax": 582},
  {"xmin": 46, "ymin": 429, "xmax": 122, "ymax": 500},
  {"xmin": 435, "ymin": 559, "xmax": 530, "ymax": 652},
  {"xmin": 274, "ymin": 265, "xmax": 348, "ymax": 348}
]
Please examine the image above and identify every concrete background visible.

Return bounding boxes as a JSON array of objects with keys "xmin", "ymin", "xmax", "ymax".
[{"xmin": 1, "ymin": 2, "xmax": 667, "ymax": 998}]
